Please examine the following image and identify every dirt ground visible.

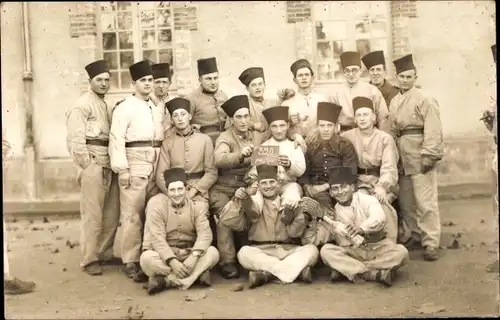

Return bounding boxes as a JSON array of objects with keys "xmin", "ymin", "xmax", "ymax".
[{"xmin": 4, "ymin": 198, "xmax": 500, "ymax": 319}]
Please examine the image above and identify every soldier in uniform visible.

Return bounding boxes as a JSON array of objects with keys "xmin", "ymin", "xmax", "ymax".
[
  {"xmin": 210, "ymin": 95, "xmax": 266, "ymax": 279},
  {"xmin": 331, "ymin": 51, "xmax": 390, "ymax": 133},
  {"xmin": 140, "ymin": 168, "xmax": 219, "ymax": 295},
  {"xmin": 150, "ymin": 63, "xmax": 174, "ymax": 131},
  {"xmin": 109, "ymin": 60, "xmax": 165, "ymax": 279},
  {"xmin": 187, "ymin": 57, "xmax": 228, "ymax": 145},
  {"xmin": 220, "ymin": 164, "xmax": 319, "ymax": 288},
  {"xmin": 66, "ymin": 60, "xmax": 120, "ymax": 275},
  {"xmin": 155, "ymin": 97, "xmax": 218, "ymax": 212},
  {"xmin": 388, "ymin": 54, "xmax": 444, "ymax": 261},
  {"xmin": 341, "ymin": 97, "xmax": 399, "ymax": 242},
  {"xmin": 300, "ymin": 102, "xmax": 358, "ymax": 208},
  {"xmin": 301, "ymin": 167, "xmax": 409, "ymax": 287},
  {"xmin": 361, "ymin": 51, "xmax": 400, "ymax": 109}
]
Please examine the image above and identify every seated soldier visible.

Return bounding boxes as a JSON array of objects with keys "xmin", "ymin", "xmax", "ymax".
[
  {"xmin": 341, "ymin": 97, "xmax": 400, "ymax": 242},
  {"xmin": 301, "ymin": 166, "xmax": 409, "ymax": 287},
  {"xmin": 140, "ymin": 168, "xmax": 219, "ymax": 295},
  {"xmin": 300, "ymin": 102, "xmax": 358, "ymax": 208},
  {"xmin": 155, "ymin": 97, "xmax": 218, "ymax": 212},
  {"xmin": 220, "ymin": 164, "xmax": 319, "ymax": 289},
  {"xmin": 247, "ymin": 106, "xmax": 306, "ymax": 211}
]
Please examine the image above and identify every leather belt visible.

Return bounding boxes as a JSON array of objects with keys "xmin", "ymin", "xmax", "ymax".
[
  {"xmin": 340, "ymin": 125, "xmax": 354, "ymax": 131},
  {"xmin": 397, "ymin": 128, "xmax": 424, "ymax": 137},
  {"xmin": 357, "ymin": 166, "xmax": 381, "ymax": 176},
  {"xmin": 186, "ymin": 171, "xmax": 205, "ymax": 180},
  {"xmin": 199, "ymin": 124, "xmax": 222, "ymax": 134},
  {"xmin": 86, "ymin": 139, "xmax": 109, "ymax": 147},
  {"xmin": 125, "ymin": 140, "xmax": 162, "ymax": 148},
  {"xmin": 219, "ymin": 174, "xmax": 245, "ymax": 182}
]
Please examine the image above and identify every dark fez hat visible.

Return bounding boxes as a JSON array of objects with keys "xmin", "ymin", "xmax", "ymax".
[
  {"xmin": 352, "ymin": 96, "xmax": 374, "ymax": 114},
  {"xmin": 197, "ymin": 57, "xmax": 218, "ymax": 76},
  {"xmin": 129, "ymin": 60, "xmax": 153, "ymax": 81},
  {"xmin": 221, "ymin": 95, "xmax": 249, "ymax": 118},
  {"xmin": 152, "ymin": 63, "xmax": 173, "ymax": 80},
  {"xmin": 361, "ymin": 50, "xmax": 386, "ymax": 70},
  {"xmin": 328, "ymin": 166, "xmax": 357, "ymax": 185},
  {"xmin": 256, "ymin": 164, "xmax": 278, "ymax": 181},
  {"xmin": 166, "ymin": 97, "xmax": 190, "ymax": 115},
  {"xmin": 290, "ymin": 59, "xmax": 314, "ymax": 76},
  {"xmin": 492, "ymin": 44, "xmax": 496, "ymax": 63},
  {"xmin": 262, "ymin": 106, "xmax": 289, "ymax": 125},
  {"xmin": 393, "ymin": 54, "xmax": 416, "ymax": 74},
  {"xmin": 163, "ymin": 167, "xmax": 187, "ymax": 187},
  {"xmin": 239, "ymin": 67, "xmax": 265, "ymax": 87},
  {"xmin": 340, "ymin": 51, "xmax": 361, "ymax": 68},
  {"xmin": 85, "ymin": 60, "xmax": 109, "ymax": 80},
  {"xmin": 317, "ymin": 102, "xmax": 343, "ymax": 124}
]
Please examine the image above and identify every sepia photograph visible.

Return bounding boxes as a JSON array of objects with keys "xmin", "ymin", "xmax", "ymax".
[{"xmin": 1, "ymin": 1, "xmax": 498, "ymax": 318}]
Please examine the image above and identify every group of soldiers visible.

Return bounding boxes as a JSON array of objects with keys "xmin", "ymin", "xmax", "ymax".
[{"xmin": 4, "ymin": 44, "xmax": 495, "ymax": 296}]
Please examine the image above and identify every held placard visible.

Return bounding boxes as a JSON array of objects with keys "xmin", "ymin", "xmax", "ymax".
[{"xmin": 250, "ymin": 146, "xmax": 280, "ymax": 166}]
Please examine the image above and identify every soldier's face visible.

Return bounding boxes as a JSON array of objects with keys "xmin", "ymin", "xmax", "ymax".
[
  {"xmin": 397, "ymin": 70, "xmax": 417, "ymax": 91},
  {"xmin": 293, "ymin": 68, "xmax": 313, "ymax": 89},
  {"xmin": 269, "ymin": 120, "xmax": 289, "ymax": 141},
  {"xmin": 199, "ymin": 72, "xmax": 219, "ymax": 93},
  {"xmin": 329, "ymin": 183, "xmax": 355, "ymax": 205},
  {"xmin": 247, "ymin": 77, "xmax": 266, "ymax": 99},
  {"xmin": 231, "ymin": 108, "xmax": 250, "ymax": 132},
  {"xmin": 167, "ymin": 181, "xmax": 186, "ymax": 205},
  {"xmin": 258, "ymin": 178, "xmax": 279, "ymax": 198},
  {"xmin": 368, "ymin": 64, "xmax": 386, "ymax": 86},
  {"xmin": 343, "ymin": 65, "xmax": 361, "ymax": 85},
  {"xmin": 133, "ymin": 75, "xmax": 154, "ymax": 96},
  {"xmin": 154, "ymin": 77, "xmax": 171, "ymax": 97},
  {"xmin": 318, "ymin": 120, "xmax": 336, "ymax": 140},
  {"xmin": 89, "ymin": 72, "xmax": 110, "ymax": 95},
  {"xmin": 354, "ymin": 108, "xmax": 376, "ymax": 130},
  {"xmin": 171, "ymin": 109, "xmax": 192, "ymax": 130}
]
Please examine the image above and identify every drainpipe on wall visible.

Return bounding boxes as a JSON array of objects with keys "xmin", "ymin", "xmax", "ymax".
[{"xmin": 22, "ymin": 2, "xmax": 38, "ymax": 200}]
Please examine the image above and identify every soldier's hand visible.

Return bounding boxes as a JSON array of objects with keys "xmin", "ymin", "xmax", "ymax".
[
  {"xmin": 317, "ymin": 183, "xmax": 330, "ymax": 193},
  {"xmin": 76, "ymin": 153, "xmax": 91, "ymax": 169},
  {"xmin": 284, "ymin": 197, "xmax": 300, "ymax": 211},
  {"xmin": 118, "ymin": 171, "xmax": 131, "ymax": 189},
  {"xmin": 421, "ymin": 156, "xmax": 435, "ymax": 174},
  {"xmin": 278, "ymin": 155, "xmax": 291, "ymax": 168},
  {"xmin": 304, "ymin": 185, "xmax": 317, "ymax": 198},
  {"xmin": 292, "ymin": 134, "xmax": 307, "ymax": 151},
  {"xmin": 169, "ymin": 259, "xmax": 190, "ymax": 279},
  {"xmin": 290, "ymin": 113, "xmax": 301, "ymax": 125},
  {"xmin": 373, "ymin": 186, "xmax": 388, "ymax": 205},
  {"xmin": 280, "ymin": 207, "xmax": 295, "ymax": 225},
  {"xmin": 345, "ymin": 224, "xmax": 364, "ymax": 238},
  {"xmin": 253, "ymin": 122, "xmax": 264, "ymax": 132},
  {"xmin": 234, "ymin": 187, "xmax": 249, "ymax": 200},
  {"xmin": 240, "ymin": 146, "xmax": 254, "ymax": 158},
  {"xmin": 183, "ymin": 254, "xmax": 199, "ymax": 273},
  {"xmin": 305, "ymin": 128, "xmax": 320, "ymax": 145},
  {"xmin": 246, "ymin": 183, "xmax": 258, "ymax": 196}
]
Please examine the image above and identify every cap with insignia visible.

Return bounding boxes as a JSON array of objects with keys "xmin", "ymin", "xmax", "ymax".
[
  {"xmin": 352, "ymin": 97, "xmax": 374, "ymax": 114},
  {"xmin": 85, "ymin": 60, "xmax": 110, "ymax": 80},
  {"xmin": 256, "ymin": 164, "xmax": 278, "ymax": 181},
  {"xmin": 239, "ymin": 67, "xmax": 265, "ymax": 87},
  {"xmin": 163, "ymin": 167, "xmax": 187, "ymax": 187},
  {"xmin": 129, "ymin": 60, "xmax": 153, "ymax": 81},
  {"xmin": 393, "ymin": 54, "xmax": 416, "ymax": 75},
  {"xmin": 197, "ymin": 57, "xmax": 218, "ymax": 76},
  {"xmin": 340, "ymin": 51, "xmax": 361, "ymax": 68},
  {"xmin": 361, "ymin": 51, "xmax": 386, "ymax": 70},
  {"xmin": 290, "ymin": 59, "xmax": 314, "ymax": 77},
  {"xmin": 328, "ymin": 166, "xmax": 357, "ymax": 185},
  {"xmin": 492, "ymin": 44, "xmax": 496, "ymax": 64},
  {"xmin": 221, "ymin": 95, "xmax": 249, "ymax": 118},
  {"xmin": 262, "ymin": 106, "xmax": 289, "ymax": 125},
  {"xmin": 152, "ymin": 63, "xmax": 173, "ymax": 80},
  {"xmin": 166, "ymin": 97, "xmax": 190, "ymax": 115},
  {"xmin": 317, "ymin": 102, "xmax": 343, "ymax": 124}
]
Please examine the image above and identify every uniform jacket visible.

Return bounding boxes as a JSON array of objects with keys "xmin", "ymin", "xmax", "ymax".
[
  {"xmin": 187, "ymin": 87, "xmax": 228, "ymax": 128},
  {"xmin": 281, "ymin": 91, "xmax": 330, "ymax": 137},
  {"xmin": 373, "ymin": 80, "xmax": 399, "ymax": 110}
]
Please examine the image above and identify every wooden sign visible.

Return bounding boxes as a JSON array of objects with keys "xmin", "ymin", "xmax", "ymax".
[{"xmin": 251, "ymin": 146, "xmax": 280, "ymax": 166}]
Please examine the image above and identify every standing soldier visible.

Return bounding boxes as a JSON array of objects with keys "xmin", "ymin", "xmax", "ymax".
[
  {"xmin": 331, "ymin": 51, "xmax": 390, "ymax": 133},
  {"xmin": 66, "ymin": 60, "xmax": 120, "ymax": 276},
  {"xmin": 155, "ymin": 97, "xmax": 218, "ymax": 211},
  {"xmin": 300, "ymin": 102, "xmax": 358, "ymax": 208},
  {"xmin": 109, "ymin": 60, "xmax": 164, "ymax": 279},
  {"xmin": 187, "ymin": 57, "xmax": 228, "ymax": 145},
  {"xmin": 210, "ymin": 95, "xmax": 266, "ymax": 279},
  {"xmin": 388, "ymin": 54, "xmax": 444, "ymax": 261},
  {"xmin": 361, "ymin": 51, "xmax": 400, "ymax": 110},
  {"xmin": 150, "ymin": 63, "xmax": 174, "ymax": 131}
]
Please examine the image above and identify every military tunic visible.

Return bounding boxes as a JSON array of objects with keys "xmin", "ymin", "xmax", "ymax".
[
  {"xmin": 372, "ymin": 80, "xmax": 399, "ymax": 110},
  {"xmin": 281, "ymin": 91, "xmax": 330, "ymax": 137},
  {"xmin": 151, "ymin": 93, "xmax": 173, "ymax": 131},
  {"xmin": 247, "ymin": 96, "xmax": 276, "ymax": 133}
]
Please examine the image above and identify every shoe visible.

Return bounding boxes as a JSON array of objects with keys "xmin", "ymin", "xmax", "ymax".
[
  {"xmin": 376, "ymin": 269, "xmax": 397, "ymax": 287},
  {"xmin": 248, "ymin": 271, "xmax": 267, "ymax": 289},
  {"xmin": 423, "ymin": 246, "xmax": 439, "ymax": 261},
  {"xmin": 220, "ymin": 263, "xmax": 239, "ymax": 279},
  {"xmin": 83, "ymin": 261, "xmax": 103, "ymax": 276},
  {"xmin": 147, "ymin": 276, "xmax": 166, "ymax": 295},
  {"xmin": 198, "ymin": 270, "xmax": 212, "ymax": 287},
  {"xmin": 4, "ymin": 277, "xmax": 36, "ymax": 295},
  {"xmin": 330, "ymin": 269, "xmax": 345, "ymax": 282},
  {"xmin": 299, "ymin": 266, "xmax": 312, "ymax": 283},
  {"xmin": 100, "ymin": 258, "xmax": 122, "ymax": 266},
  {"xmin": 133, "ymin": 269, "xmax": 148, "ymax": 283},
  {"xmin": 403, "ymin": 237, "xmax": 422, "ymax": 251},
  {"xmin": 121, "ymin": 262, "xmax": 139, "ymax": 278}
]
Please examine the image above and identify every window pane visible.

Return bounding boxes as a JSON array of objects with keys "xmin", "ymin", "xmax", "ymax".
[
  {"xmin": 121, "ymin": 71, "xmax": 133, "ymax": 89},
  {"xmin": 372, "ymin": 19, "xmax": 387, "ymax": 38},
  {"xmin": 317, "ymin": 42, "xmax": 333, "ymax": 61},
  {"xmin": 157, "ymin": 9, "xmax": 172, "ymax": 27},
  {"xmin": 118, "ymin": 32, "xmax": 133, "ymax": 49},
  {"xmin": 119, "ymin": 51, "xmax": 134, "ymax": 69},
  {"xmin": 370, "ymin": 38, "xmax": 389, "ymax": 52},
  {"xmin": 317, "ymin": 21, "xmax": 347, "ymax": 40},
  {"xmin": 101, "ymin": 13, "xmax": 116, "ymax": 32},
  {"xmin": 159, "ymin": 49, "xmax": 173, "ymax": 65},
  {"xmin": 142, "ymin": 30, "xmax": 157, "ymax": 49},
  {"xmin": 104, "ymin": 52, "xmax": 118, "ymax": 70},
  {"xmin": 102, "ymin": 33, "xmax": 117, "ymax": 50},
  {"xmin": 143, "ymin": 50, "xmax": 158, "ymax": 62},
  {"xmin": 140, "ymin": 11, "xmax": 156, "ymax": 29},
  {"xmin": 109, "ymin": 71, "xmax": 119, "ymax": 88},
  {"xmin": 332, "ymin": 41, "xmax": 344, "ymax": 59},
  {"xmin": 117, "ymin": 11, "xmax": 133, "ymax": 30},
  {"xmin": 317, "ymin": 62, "xmax": 334, "ymax": 81},
  {"xmin": 356, "ymin": 39, "xmax": 371, "ymax": 57},
  {"xmin": 158, "ymin": 29, "xmax": 172, "ymax": 47},
  {"xmin": 100, "ymin": 2, "xmax": 116, "ymax": 12},
  {"xmin": 117, "ymin": 2, "xmax": 132, "ymax": 11},
  {"xmin": 138, "ymin": 1, "xmax": 159, "ymax": 11},
  {"xmin": 333, "ymin": 60, "xmax": 343, "ymax": 79},
  {"xmin": 355, "ymin": 19, "xmax": 371, "ymax": 39}
]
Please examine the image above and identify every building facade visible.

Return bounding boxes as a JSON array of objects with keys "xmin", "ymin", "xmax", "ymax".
[{"xmin": 1, "ymin": 1, "xmax": 496, "ymax": 209}]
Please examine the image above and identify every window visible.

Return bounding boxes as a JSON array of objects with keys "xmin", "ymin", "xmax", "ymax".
[
  {"xmin": 313, "ymin": 1, "xmax": 391, "ymax": 82},
  {"xmin": 98, "ymin": 1, "xmax": 174, "ymax": 91}
]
